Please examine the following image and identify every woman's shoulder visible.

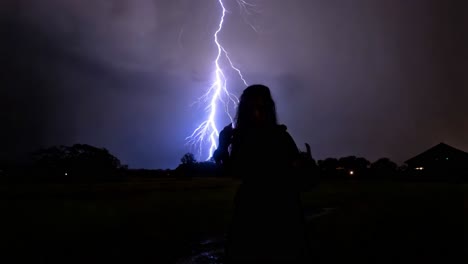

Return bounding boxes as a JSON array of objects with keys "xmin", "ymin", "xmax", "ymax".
[
  {"xmin": 275, "ymin": 124, "xmax": 298, "ymax": 147},
  {"xmin": 231, "ymin": 125, "xmax": 291, "ymax": 140},
  {"xmin": 277, "ymin": 124, "xmax": 288, "ymax": 131},
  {"xmin": 272, "ymin": 124, "xmax": 295, "ymax": 143},
  {"xmin": 275, "ymin": 124, "xmax": 290, "ymax": 135}
]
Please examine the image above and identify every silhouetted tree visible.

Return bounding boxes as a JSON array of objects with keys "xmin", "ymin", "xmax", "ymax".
[
  {"xmin": 193, "ymin": 161, "xmax": 218, "ymax": 177},
  {"xmin": 396, "ymin": 164, "xmax": 409, "ymax": 180},
  {"xmin": 318, "ymin": 158, "xmax": 339, "ymax": 178},
  {"xmin": 181, "ymin": 152, "xmax": 196, "ymax": 165},
  {"xmin": 32, "ymin": 144, "xmax": 122, "ymax": 181},
  {"xmin": 370, "ymin": 158, "xmax": 397, "ymax": 178},
  {"xmin": 397, "ymin": 164, "xmax": 408, "ymax": 173},
  {"xmin": 175, "ymin": 152, "xmax": 197, "ymax": 177},
  {"xmin": 355, "ymin": 157, "xmax": 371, "ymax": 170},
  {"xmin": 338, "ymin": 156, "xmax": 370, "ymax": 177}
]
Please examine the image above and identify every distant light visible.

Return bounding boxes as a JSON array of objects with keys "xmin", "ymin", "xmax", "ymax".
[
  {"xmin": 349, "ymin": 170, "xmax": 354, "ymax": 175},
  {"xmin": 65, "ymin": 172, "xmax": 68, "ymax": 176},
  {"xmin": 415, "ymin": 167, "xmax": 424, "ymax": 170},
  {"xmin": 446, "ymin": 157, "xmax": 449, "ymax": 160}
]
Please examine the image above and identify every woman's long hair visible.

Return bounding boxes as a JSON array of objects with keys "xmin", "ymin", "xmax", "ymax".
[{"xmin": 234, "ymin": 84, "xmax": 278, "ymax": 129}]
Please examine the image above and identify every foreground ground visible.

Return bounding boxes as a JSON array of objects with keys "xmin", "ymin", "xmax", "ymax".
[{"xmin": 1, "ymin": 177, "xmax": 465, "ymax": 263}]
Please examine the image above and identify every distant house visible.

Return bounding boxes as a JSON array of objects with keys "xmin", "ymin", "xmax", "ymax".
[{"xmin": 405, "ymin": 142, "xmax": 468, "ymax": 180}]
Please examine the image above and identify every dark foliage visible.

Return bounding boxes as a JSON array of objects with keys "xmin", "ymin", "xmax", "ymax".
[
  {"xmin": 370, "ymin": 158, "xmax": 398, "ymax": 178},
  {"xmin": 30, "ymin": 144, "xmax": 123, "ymax": 181},
  {"xmin": 175, "ymin": 153, "xmax": 220, "ymax": 177},
  {"xmin": 181, "ymin": 152, "xmax": 196, "ymax": 165},
  {"xmin": 317, "ymin": 158, "xmax": 340, "ymax": 179}
]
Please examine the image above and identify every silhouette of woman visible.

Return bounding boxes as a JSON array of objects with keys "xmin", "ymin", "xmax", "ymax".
[{"xmin": 213, "ymin": 84, "xmax": 310, "ymax": 263}]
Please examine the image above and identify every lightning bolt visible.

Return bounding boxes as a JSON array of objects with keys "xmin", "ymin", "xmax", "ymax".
[{"xmin": 186, "ymin": 0, "xmax": 255, "ymax": 161}]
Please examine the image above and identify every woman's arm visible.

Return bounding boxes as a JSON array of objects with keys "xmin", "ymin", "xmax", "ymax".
[
  {"xmin": 213, "ymin": 124, "xmax": 234, "ymax": 177},
  {"xmin": 281, "ymin": 129, "xmax": 319, "ymax": 191}
]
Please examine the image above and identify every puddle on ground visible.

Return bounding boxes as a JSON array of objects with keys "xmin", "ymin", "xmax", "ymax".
[
  {"xmin": 175, "ymin": 237, "xmax": 225, "ymax": 264},
  {"xmin": 304, "ymin": 207, "xmax": 335, "ymax": 221},
  {"xmin": 176, "ymin": 207, "xmax": 335, "ymax": 264}
]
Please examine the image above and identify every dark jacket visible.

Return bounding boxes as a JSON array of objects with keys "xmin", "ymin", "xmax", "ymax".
[{"xmin": 215, "ymin": 124, "xmax": 313, "ymax": 263}]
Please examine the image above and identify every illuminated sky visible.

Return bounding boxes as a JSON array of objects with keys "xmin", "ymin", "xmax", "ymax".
[{"xmin": 1, "ymin": 0, "xmax": 467, "ymax": 169}]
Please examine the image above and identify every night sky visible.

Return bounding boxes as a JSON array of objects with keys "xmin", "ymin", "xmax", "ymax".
[{"xmin": 1, "ymin": 0, "xmax": 467, "ymax": 169}]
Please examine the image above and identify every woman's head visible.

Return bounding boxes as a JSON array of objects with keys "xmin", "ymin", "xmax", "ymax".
[{"xmin": 235, "ymin": 84, "xmax": 278, "ymax": 129}]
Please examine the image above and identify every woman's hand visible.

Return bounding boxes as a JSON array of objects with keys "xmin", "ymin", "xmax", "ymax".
[{"xmin": 293, "ymin": 143, "xmax": 320, "ymax": 191}]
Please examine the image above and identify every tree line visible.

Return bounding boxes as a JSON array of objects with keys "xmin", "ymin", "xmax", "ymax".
[
  {"xmin": 0, "ymin": 144, "xmax": 456, "ymax": 183},
  {"xmin": 174, "ymin": 152, "xmax": 404, "ymax": 180}
]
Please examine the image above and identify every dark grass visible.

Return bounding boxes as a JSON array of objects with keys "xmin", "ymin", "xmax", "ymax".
[
  {"xmin": 1, "ymin": 178, "xmax": 465, "ymax": 263},
  {"xmin": 302, "ymin": 181, "xmax": 464, "ymax": 263},
  {"xmin": 2, "ymin": 178, "xmax": 239, "ymax": 264}
]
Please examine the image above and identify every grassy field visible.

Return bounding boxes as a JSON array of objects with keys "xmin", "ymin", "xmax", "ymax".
[{"xmin": 1, "ymin": 178, "xmax": 464, "ymax": 263}]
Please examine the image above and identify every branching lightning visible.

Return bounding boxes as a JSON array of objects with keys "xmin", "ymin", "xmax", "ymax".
[{"xmin": 186, "ymin": 0, "xmax": 256, "ymax": 160}]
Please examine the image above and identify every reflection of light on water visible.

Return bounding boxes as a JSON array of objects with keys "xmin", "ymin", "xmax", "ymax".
[
  {"xmin": 176, "ymin": 237, "xmax": 225, "ymax": 264},
  {"xmin": 190, "ymin": 249, "xmax": 224, "ymax": 264},
  {"xmin": 176, "ymin": 208, "xmax": 336, "ymax": 263},
  {"xmin": 200, "ymin": 239, "xmax": 217, "ymax": 245},
  {"xmin": 305, "ymin": 207, "xmax": 336, "ymax": 221}
]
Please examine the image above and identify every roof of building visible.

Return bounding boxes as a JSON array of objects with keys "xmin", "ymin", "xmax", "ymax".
[{"xmin": 405, "ymin": 142, "xmax": 468, "ymax": 165}]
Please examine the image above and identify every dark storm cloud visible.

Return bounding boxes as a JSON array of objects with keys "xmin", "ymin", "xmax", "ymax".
[
  {"xmin": 1, "ymin": 0, "xmax": 196, "ymax": 167},
  {"xmin": 1, "ymin": 0, "xmax": 467, "ymax": 168},
  {"xmin": 253, "ymin": 0, "xmax": 468, "ymax": 163}
]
